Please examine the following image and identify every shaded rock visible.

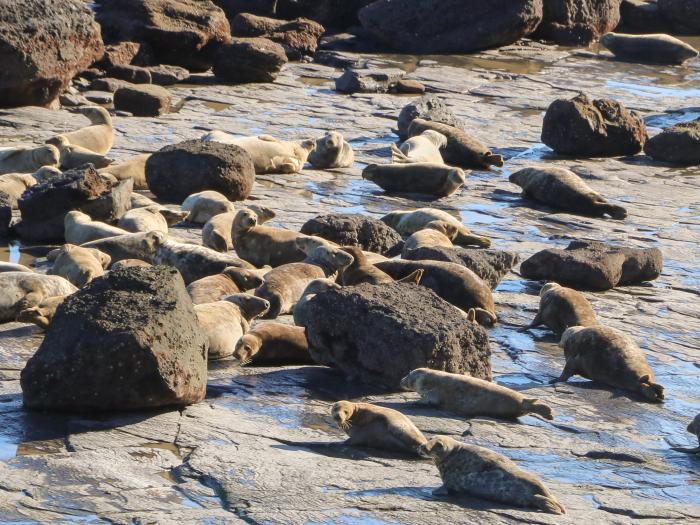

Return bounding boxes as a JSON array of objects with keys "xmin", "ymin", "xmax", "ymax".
[
  {"xmin": 645, "ymin": 118, "xmax": 700, "ymax": 165},
  {"xmin": 0, "ymin": 192, "xmax": 11, "ymax": 238},
  {"xmin": 0, "ymin": 0, "xmax": 104, "ymax": 108},
  {"xmin": 520, "ymin": 240, "xmax": 663, "ymax": 290},
  {"xmin": 146, "ymin": 140, "xmax": 255, "ymax": 203},
  {"xmin": 397, "ymin": 96, "xmax": 465, "ymax": 141},
  {"xmin": 148, "ymin": 65, "xmax": 190, "ymax": 85},
  {"xmin": 60, "ymin": 93, "xmax": 90, "ymax": 107},
  {"xmin": 154, "ymin": 240, "xmax": 255, "ymax": 284},
  {"xmin": 77, "ymin": 68, "xmax": 105, "ymax": 81},
  {"xmin": 541, "ymin": 94, "xmax": 647, "ymax": 157},
  {"xmin": 114, "ymin": 84, "xmax": 171, "ymax": 117},
  {"xmin": 94, "ymin": 41, "xmax": 144, "ymax": 69},
  {"xmin": 402, "ymin": 246, "xmax": 520, "ymax": 289},
  {"xmin": 213, "ymin": 37, "xmax": 288, "ymax": 83},
  {"xmin": 358, "ymin": 0, "xmax": 543, "ymax": 54},
  {"xmin": 534, "ymin": 0, "xmax": 622, "ymax": 45},
  {"xmin": 231, "ymin": 13, "xmax": 325, "ymax": 59},
  {"xmin": 90, "ymin": 77, "xmax": 132, "ymax": 93},
  {"xmin": 335, "ymin": 68, "xmax": 405, "ymax": 94},
  {"xmin": 658, "ymin": 0, "xmax": 700, "ymax": 34},
  {"xmin": 297, "ymin": 282, "xmax": 491, "ymax": 389},
  {"xmin": 300, "ymin": 213, "xmax": 404, "ymax": 256},
  {"xmin": 107, "ymin": 65, "xmax": 152, "ymax": 84},
  {"xmin": 601, "ymin": 32, "xmax": 698, "ymax": 64},
  {"xmin": 20, "ymin": 266, "xmax": 208, "ymax": 411},
  {"xmin": 83, "ymin": 91, "xmax": 113, "ymax": 105},
  {"xmin": 215, "ymin": 0, "xmax": 374, "ymax": 28},
  {"xmin": 619, "ymin": 0, "xmax": 672, "ymax": 33}
]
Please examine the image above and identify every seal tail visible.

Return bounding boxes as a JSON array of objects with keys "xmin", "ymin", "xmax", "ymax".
[
  {"xmin": 596, "ymin": 203, "xmax": 627, "ymax": 220},
  {"xmin": 639, "ymin": 376, "xmax": 665, "ymax": 403},
  {"xmin": 473, "ymin": 308, "xmax": 497, "ymax": 326},
  {"xmin": 523, "ymin": 398, "xmax": 554, "ymax": 420},
  {"xmin": 390, "ymin": 144, "xmax": 411, "ymax": 164},
  {"xmin": 534, "ymin": 494, "xmax": 566, "ymax": 515},
  {"xmin": 455, "ymin": 231, "xmax": 491, "ymax": 248},
  {"xmin": 484, "ymin": 153, "xmax": 504, "ymax": 167},
  {"xmin": 397, "ymin": 269, "xmax": 423, "ymax": 285}
]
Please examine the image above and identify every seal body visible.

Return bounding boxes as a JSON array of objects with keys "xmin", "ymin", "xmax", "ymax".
[
  {"xmin": 339, "ymin": 245, "xmax": 394, "ymax": 285},
  {"xmin": 363, "ymin": 163, "xmax": 465, "ymax": 198},
  {"xmin": 99, "ymin": 153, "xmax": 150, "ymax": 190},
  {"xmin": 391, "ymin": 130, "xmax": 447, "ymax": 164},
  {"xmin": 0, "ymin": 272, "xmax": 77, "ymax": 322},
  {"xmin": 203, "ymin": 205, "xmax": 276, "ymax": 253},
  {"xmin": 154, "ymin": 240, "xmax": 255, "ymax": 284},
  {"xmin": 46, "ymin": 136, "xmax": 113, "ymax": 170},
  {"xmin": 525, "ymin": 282, "xmax": 598, "ymax": 337},
  {"xmin": 308, "ymin": 131, "xmax": 354, "ymax": 169},
  {"xmin": 64, "ymin": 211, "xmax": 130, "ymax": 245},
  {"xmin": 601, "ymin": 32, "xmax": 699, "ymax": 65},
  {"xmin": 403, "ymin": 220, "xmax": 458, "ymax": 251},
  {"xmin": 332, "ymin": 401, "xmax": 427, "ymax": 454},
  {"xmin": 118, "ymin": 206, "xmax": 169, "ymax": 235},
  {"xmin": 0, "ymin": 145, "xmax": 60, "ymax": 175},
  {"xmin": 688, "ymin": 414, "xmax": 700, "ymax": 449},
  {"xmin": 0, "ymin": 263, "xmax": 32, "ymax": 273},
  {"xmin": 53, "ymin": 106, "xmax": 114, "ymax": 155},
  {"xmin": 419, "ymin": 436, "xmax": 565, "ymax": 514},
  {"xmin": 81, "ymin": 231, "xmax": 167, "ymax": 264},
  {"xmin": 381, "ymin": 208, "xmax": 490, "ymax": 248},
  {"xmin": 48, "ymin": 244, "xmax": 111, "ymax": 288},
  {"xmin": 187, "ymin": 267, "xmax": 264, "ymax": 304},
  {"xmin": 509, "ymin": 167, "xmax": 627, "ymax": 219},
  {"xmin": 16, "ymin": 294, "xmax": 67, "ymax": 330},
  {"xmin": 401, "ymin": 368, "xmax": 553, "ymax": 420},
  {"xmin": 556, "ymin": 325, "xmax": 664, "ymax": 402},
  {"xmin": 182, "ymin": 190, "xmax": 234, "ymax": 225},
  {"xmin": 234, "ymin": 322, "xmax": 312, "ymax": 365}
]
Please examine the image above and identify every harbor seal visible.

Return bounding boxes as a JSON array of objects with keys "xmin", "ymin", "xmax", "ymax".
[
  {"xmin": 48, "ymin": 244, "xmax": 111, "ymax": 287},
  {"xmin": 307, "ymin": 131, "xmax": 354, "ymax": 169},
  {"xmin": 419, "ymin": 436, "xmax": 566, "ymax": 514},
  {"xmin": 153, "ymin": 240, "xmax": 255, "ymax": 284},
  {"xmin": 46, "ymin": 136, "xmax": 113, "ymax": 170},
  {"xmin": 403, "ymin": 220, "xmax": 458, "ymax": 252},
  {"xmin": 0, "ymin": 272, "xmax": 77, "ymax": 322},
  {"xmin": 64, "ymin": 211, "xmax": 130, "ymax": 245},
  {"xmin": 522, "ymin": 282, "xmax": 598, "ymax": 337},
  {"xmin": 331, "ymin": 401, "xmax": 427, "ymax": 454},
  {"xmin": 363, "ymin": 163, "xmax": 465, "ymax": 198},
  {"xmin": 401, "ymin": 368, "xmax": 554, "ymax": 420},
  {"xmin": 182, "ymin": 190, "xmax": 235, "ymax": 225},
  {"xmin": 52, "ymin": 106, "xmax": 114, "ymax": 155},
  {"xmin": 408, "ymin": 118, "xmax": 504, "ymax": 169},
  {"xmin": 187, "ymin": 266, "xmax": 265, "ymax": 304},
  {"xmin": 339, "ymin": 245, "xmax": 422, "ymax": 286},
  {"xmin": 233, "ymin": 322, "xmax": 312, "ymax": 365},
  {"xmin": 554, "ymin": 325, "xmax": 664, "ymax": 402},
  {"xmin": 601, "ymin": 32, "xmax": 699, "ymax": 65},
  {"xmin": 203, "ymin": 131, "xmax": 315, "ymax": 174},
  {"xmin": 381, "ymin": 208, "xmax": 491, "ymax": 248},
  {"xmin": 0, "ymin": 145, "xmax": 60, "ymax": 175},
  {"xmin": 0, "ymin": 262, "xmax": 32, "ymax": 273},
  {"xmin": 16, "ymin": 294, "xmax": 68, "ymax": 330},
  {"xmin": 202, "ymin": 204, "xmax": 276, "ymax": 252},
  {"xmin": 81, "ymin": 231, "xmax": 167, "ymax": 263},
  {"xmin": 117, "ymin": 206, "xmax": 169, "ymax": 235},
  {"xmin": 0, "ymin": 167, "xmax": 60, "ymax": 207},
  {"xmin": 391, "ymin": 130, "xmax": 447, "ymax": 164},
  {"xmin": 99, "ymin": 153, "xmax": 150, "ymax": 190},
  {"xmin": 509, "ymin": 167, "xmax": 627, "ymax": 219}
]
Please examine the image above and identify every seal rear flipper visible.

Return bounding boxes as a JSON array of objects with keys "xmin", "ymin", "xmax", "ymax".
[
  {"xmin": 484, "ymin": 153, "xmax": 504, "ymax": 167},
  {"xmin": 519, "ymin": 312, "xmax": 543, "ymax": 332},
  {"xmin": 522, "ymin": 398, "xmax": 554, "ymax": 420},
  {"xmin": 596, "ymin": 202, "xmax": 627, "ymax": 220},
  {"xmin": 455, "ymin": 231, "xmax": 491, "ymax": 248},
  {"xmin": 639, "ymin": 375, "xmax": 664, "ymax": 403},
  {"xmin": 396, "ymin": 269, "xmax": 423, "ymax": 285},
  {"xmin": 473, "ymin": 308, "xmax": 496, "ymax": 326},
  {"xmin": 533, "ymin": 494, "xmax": 566, "ymax": 515},
  {"xmin": 390, "ymin": 144, "xmax": 411, "ymax": 164}
]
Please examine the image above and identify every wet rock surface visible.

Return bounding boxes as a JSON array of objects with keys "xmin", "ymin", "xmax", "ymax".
[{"xmin": 300, "ymin": 213, "xmax": 404, "ymax": 256}]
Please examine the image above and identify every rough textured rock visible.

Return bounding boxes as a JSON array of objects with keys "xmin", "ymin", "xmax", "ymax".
[
  {"xmin": 358, "ymin": 0, "xmax": 543, "ymax": 54},
  {"xmin": 300, "ymin": 213, "xmax": 404, "ymax": 256},
  {"xmin": 402, "ymin": 246, "xmax": 520, "ymax": 289},
  {"xmin": 535, "ymin": 0, "xmax": 623, "ymax": 45},
  {"xmin": 0, "ymin": 0, "xmax": 104, "ymax": 108},
  {"xmin": 215, "ymin": 0, "xmax": 374, "ymax": 28},
  {"xmin": 397, "ymin": 96, "xmax": 465, "ymax": 140},
  {"xmin": 645, "ymin": 118, "xmax": 700, "ymax": 165},
  {"xmin": 658, "ymin": 0, "xmax": 700, "ymax": 34},
  {"xmin": 0, "ymin": 192, "xmax": 11, "ymax": 238},
  {"xmin": 520, "ymin": 240, "xmax": 663, "ymax": 290},
  {"xmin": 148, "ymin": 65, "xmax": 190, "ymax": 85},
  {"xmin": 146, "ymin": 140, "xmax": 255, "ymax": 203},
  {"xmin": 619, "ymin": 0, "xmax": 672, "ymax": 33},
  {"xmin": 94, "ymin": 41, "xmax": 153, "ymax": 69},
  {"xmin": 542, "ymin": 94, "xmax": 647, "ymax": 157},
  {"xmin": 90, "ymin": 77, "xmax": 132, "ymax": 93},
  {"xmin": 335, "ymin": 68, "xmax": 405, "ymax": 94},
  {"xmin": 297, "ymin": 282, "xmax": 491, "ymax": 389},
  {"xmin": 114, "ymin": 84, "xmax": 172, "ymax": 117},
  {"xmin": 213, "ymin": 38, "xmax": 288, "ymax": 83},
  {"xmin": 232, "ymin": 13, "xmax": 325, "ymax": 59},
  {"xmin": 107, "ymin": 65, "xmax": 152, "ymax": 84},
  {"xmin": 20, "ymin": 266, "xmax": 208, "ymax": 411}
]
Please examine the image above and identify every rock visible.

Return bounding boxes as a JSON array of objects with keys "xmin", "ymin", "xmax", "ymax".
[
  {"xmin": 213, "ymin": 37, "xmax": 288, "ymax": 83},
  {"xmin": 83, "ymin": 91, "xmax": 114, "ymax": 105},
  {"xmin": 59, "ymin": 93, "xmax": 91, "ymax": 107},
  {"xmin": 94, "ymin": 41, "xmax": 145, "ymax": 69},
  {"xmin": 20, "ymin": 266, "xmax": 208, "ymax": 411},
  {"xmin": 146, "ymin": 140, "xmax": 256, "ymax": 203},
  {"xmin": 397, "ymin": 96, "xmax": 465, "ymax": 141},
  {"xmin": 107, "ymin": 65, "xmax": 152, "ymax": 84},
  {"xmin": 300, "ymin": 213, "xmax": 404, "ymax": 256},
  {"xmin": 658, "ymin": 0, "xmax": 700, "ymax": 34},
  {"xmin": 297, "ymin": 282, "xmax": 491, "ymax": 389},
  {"xmin": 534, "ymin": 0, "xmax": 622, "ymax": 45},
  {"xmin": 231, "ymin": 13, "xmax": 325, "ymax": 59},
  {"xmin": 95, "ymin": 0, "xmax": 232, "ymax": 72},
  {"xmin": 147, "ymin": 65, "xmax": 190, "ymax": 85},
  {"xmin": 402, "ymin": 246, "xmax": 520, "ymax": 289},
  {"xmin": 358, "ymin": 0, "xmax": 543, "ymax": 54},
  {"xmin": 114, "ymin": 84, "xmax": 172, "ymax": 117},
  {"xmin": 0, "ymin": 192, "xmax": 11, "ymax": 238},
  {"xmin": 0, "ymin": 0, "xmax": 104, "ymax": 108},
  {"xmin": 394, "ymin": 79, "xmax": 426, "ymax": 94},
  {"xmin": 619, "ymin": 0, "xmax": 672, "ymax": 33},
  {"xmin": 541, "ymin": 94, "xmax": 647, "ymax": 157},
  {"xmin": 76, "ymin": 68, "xmax": 105, "ymax": 81},
  {"xmin": 335, "ymin": 68, "xmax": 405, "ymax": 94},
  {"xmin": 645, "ymin": 118, "xmax": 700, "ymax": 165},
  {"xmin": 90, "ymin": 77, "xmax": 132, "ymax": 93},
  {"xmin": 520, "ymin": 240, "xmax": 663, "ymax": 290}
]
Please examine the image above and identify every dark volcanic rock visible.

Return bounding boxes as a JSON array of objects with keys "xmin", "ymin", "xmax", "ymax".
[
  {"xmin": 232, "ymin": 13, "xmax": 325, "ymax": 59},
  {"xmin": 20, "ymin": 266, "xmax": 208, "ymax": 411},
  {"xmin": 619, "ymin": 0, "xmax": 672, "ymax": 33},
  {"xmin": 358, "ymin": 0, "xmax": 543, "ymax": 54},
  {"xmin": 146, "ymin": 140, "xmax": 256, "ymax": 203},
  {"xmin": 535, "ymin": 0, "xmax": 622, "ymax": 45},
  {"xmin": 335, "ymin": 68, "xmax": 405, "ymax": 94},
  {"xmin": 542, "ymin": 94, "xmax": 647, "ymax": 157},
  {"xmin": 0, "ymin": 192, "xmax": 11, "ymax": 238},
  {"xmin": 645, "ymin": 118, "xmax": 700, "ymax": 165},
  {"xmin": 296, "ymin": 282, "xmax": 491, "ymax": 389},
  {"xmin": 0, "ymin": 0, "xmax": 104, "ymax": 108},
  {"xmin": 90, "ymin": 77, "xmax": 133, "ymax": 93},
  {"xmin": 520, "ymin": 240, "xmax": 663, "ymax": 290},
  {"xmin": 114, "ymin": 84, "xmax": 172, "ymax": 117},
  {"xmin": 300, "ymin": 213, "xmax": 404, "ymax": 256},
  {"xmin": 658, "ymin": 0, "xmax": 700, "ymax": 34},
  {"xmin": 108, "ymin": 64, "xmax": 152, "ymax": 84},
  {"xmin": 402, "ymin": 246, "xmax": 520, "ymax": 289},
  {"xmin": 214, "ymin": 38, "xmax": 288, "ymax": 83},
  {"xmin": 397, "ymin": 96, "xmax": 465, "ymax": 141}
]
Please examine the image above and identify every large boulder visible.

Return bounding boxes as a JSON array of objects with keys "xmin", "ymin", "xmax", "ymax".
[
  {"xmin": 658, "ymin": 0, "xmax": 700, "ymax": 34},
  {"xmin": 146, "ymin": 140, "xmax": 256, "ymax": 203},
  {"xmin": 213, "ymin": 37, "xmax": 288, "ymax": 83},
  {"xmin": 20, "ymin": 266, "xmax": 208, "ymax": 411},
  {"xmin": 645, "ymin": 118, "xmax": 700, "ymax": 165},
  {"xmin": 300, "ymin": 213, "xmax": 404, "ymax": 256},
  {"xmin": 0, "ymin": 0, "xmax": 104, "ymax": 108},
  {"xmin": 231, "ymin": 13, "xmax": 325, "ymax": 59},
  {"xmin": 534, "ymin": 0, "xmax": 622, "ymax": 45},
  {"xmin": 335, "ymin": 68, "xmax": 405, "ymax": 94},
  {"xmin": 520, "ymin": 240, "xmax": 663, "ymax": 290},
  {"xmin": 95, "ymin": 0, "xmax": 232, "ymax": 72},
  {"xmin": 397, "ymin": 96, "xmax": 465, "ymax": 141},
  {"xmin": 114, "ymin": 84, "xmax": 172, "ymax": 116},
  {"xmin": 296, "ymin": 282, "xmax": 491, "ymax": 389},
  {"xmin": 358, "ymin": 0, "xmax": 543, "ymax": 54},
  {"xmin": 0, "ymin": 192, "xmax": 11, "ymax": 238},
  {"xmin": 541, "ymin": 94, "xmax": 647, "ymax": 157}
]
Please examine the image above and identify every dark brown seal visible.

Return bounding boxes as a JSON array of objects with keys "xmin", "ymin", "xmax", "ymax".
[
  {"xmin": 233, "ymin": 322, "xmax": 312, "ymax": 365},
  {"xmin": 522, "ymin": 282, "xmax": 598, "ymax": 337}
]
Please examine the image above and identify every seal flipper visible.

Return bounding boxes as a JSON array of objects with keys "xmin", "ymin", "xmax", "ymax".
[
  {"xmin": 522, "ymin": 398, "xmax": 554, "ymax": 420},
  {"xmin": 473, "ymin": 308, "xmax": 497, "ymax": 326},
  {"xmin": 595, "ymin": 202, "xmax": 627, "ymax": 220},
  {"xmin": 390, "ymin": 143, "xmax": 411, "ymax": 164},
  {"xmin": 454, "ymin": 231, "xmax": 491, "ymax": 248},
  {"xmin": 519, "ymin": 312, "xmax": 543, "ymax": 332},
  {"xmin": 533, "ymin": 494, "xmax": 566, "ymax": 515},
  {"xmin": 550, "ymin": 359, "xmax": 577, "ymax": 384},
  {"xmin": 396, "ymin": 269, "xmax": 423, "ymax": 285},
  {"xmin": 484, "ymin": 153, "xmax": 504, "ymax": 167}
]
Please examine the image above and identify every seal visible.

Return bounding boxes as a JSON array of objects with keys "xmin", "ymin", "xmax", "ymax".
[
  {"xmin": 0, "ymin": 272, "xmax": 77, "ymax": 322},
  {"xmin": 601, "ymin": 32, "xmax": 699, "ymax": 65},
  {"xmin": 117, "ymin": 206, "xmax": 169, "ymax": 235},
  {"xmin": 110, "ymin": 259, "xmax": 152, "ymax": 270},
  {"xmin": 362, "ymin": 163, "xmax": 465, "ymax": 198},
  {"xmin": 52, "ymin": 106, "xmax": 114, "ymax": 155},
  {"xmin": 522, "ymin": 282, "xmax": 598, "ymax": 337},
  {"xmin": 187, "ymin": 266, "xmax": 265, "ymax": 304},
  {"xmin": 194, "ymin": 294, "xmax": 270, "ymax": 359},
  {"xmin": 16, "ymin": 294, "xmax": 68, "ymax": 330},
  {"xmin": 408, "ymin": 118, "xmax": 504, "ymax": 169},
  {"xmin": 45, "ymin": 136, "xmax": 113, "ymax": 170},
  {"xmin": 99, "ymin": 153, "xmax": 151, "ymax": 190},
  {"xmin": 509, "ymin": 167, "xmax": 627, "ymax": 219},
  {"xmin": 64, "ymin": 211, "xmax": 130, "ymax": 245},
  {"xmin": 255, "ymin": 242, "xmax": 354, "ymax": 318},
  {"xmin": 48, "ymin": 244, "xmax": 111, "ymax": 287},
  {"xmin": 401, "ymin": 368, "xmax": 554, "ymax": 420},
  {"xmin": 381, "ymin": 208, "xmax": 491, "ymax": 248},
  {"xmin": 403, "ymin": 220, "xmax": 458, "ymax": 252},
  {"xmin": 234, "ymin": 322, "xmax": 313, "ymax": 365},
  {"xmin": 339, "ymin": 245, "xmax": 422, "ymax": 286},
  {"xmin": 331, "ymin": 401, "xmax": 427, "ymax": 455},
  {"xmin": 202, "ymin": 204, "xmax": 276, "ymax": 252},
  {"xmin": 0, "ymin": 166, "xmax": 60, "ymax": 207},
  {"xmin": 0, "ymin": 262, "xmax": 32, "ymax": 273},
  {"xmin": 203, "ymin": 131, "xmax": 316, "ymax": 174},
  {"xmin": 182, "ymin": 190, "xmax": 235, "ymax": 225},
  {"xmin": 0, "ymin": 144, "xmax": 60, "ymax": 175},
  {"xmin": 553, "ymin": 325, "xmax": 664, "ymax": 402},
  {"xmin": 81, "ymin": 230, "xmax": 167, "ymax": 264},
  {"xmin": 153, "ymin": 240, "xmax": 255, "ymax": 284},
  {"xmin": 391, "ymin": 130, "xmax": 447, "ymax": 164},
  {"xmin": 308, "ymin": 131, "xmax": 354, "ymax": 169},
  {"xmin": 418, "ymin": 436, "xmax": 566, "ymax": 514}
]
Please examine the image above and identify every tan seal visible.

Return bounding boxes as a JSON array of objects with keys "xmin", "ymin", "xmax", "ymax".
[
  {"xmin": 48, "ymin": 244, "xmax": 111, "ymax": 287},
  {"xmin": 401, "ymin": 368, "xmax": 553, "ymax": 420},
  {"xmin": 117, "ymin": 206, "xmax": 169, "ymax": 235},
  {"xmin": 331, "ymin": 401, "xmax": 427, "ymax": 454},
  {"xmin": 403, "ymin": 220, "xmax": 458, "ymax": 252},
  {"xmin": 308, "ymin": 131, "xmax": 354, "ymax": 169},
  {"xmin": 601, "ymin": 32, "xmax": 699, "ymax": 65},
  {"xmin": 64, "ymin": 211, "xmax": 129, "ymax": 245},
  {"xmin": 202, "ymin": 205, "xmax": 275, "ymax": 253},
  {"xmin": 0, "ymin": 262, "xmax": 33, "ymax": 273},
  {"xmin": 0, "ymin": 144, "xmax": 60, "ymax": 175},
  {"xmin": 0, "ymin": 166, "xmax": 60, "ymax": 206},
  {"xmin": 0, "ymin": 272, "xmax": 77, "ymax": 322},
  {"xmin": 339, "ymin": 245, "xmax": 422, "ymax": 286},
  {"xmin": 381, "ymin": 208, "xmax": 490, "ymax": 248},
  {"xmin": 153, "ymin": 240, "xmax": 255, "ymax": 284},
  {"xmin": 363, "ymin": 162, "xmax": 465, "ymax": 198},
  {"xmin": 391, "ymin": 130, "xmax": 447, "ymax": 164},
  {"xmin": 182, "ymin": 190, "xmax": 235, "ymax": 225},
  {"xmin": 99, "ymin": 153, "xmax": 151, "ymax": 190},
  {"xmin": 81, "ymin": 230, "xmax": 167, "ymax": 264},
  {"xmin": 187, "ymin": 267, "xmax": 265, "ymax": 305},
  {"xmin": 234, "ymin": 322, "xmax": 312, "ymax": 366},
  {"xmin": 523, "ymin": 282, "xmax": 598, "ymax": 337},
  {"xmin": 46, "ymin": 136, "xmax": 113, "ymax": 170},
  {"xmin": 52, "ymin": 106, "xmax": 114, "ymax": 155},
  {"xmin": 419, "ymin": 436, "xmax": 566, "ymax": 514},
  {"xmin": 16, "ymin": 294, "xmax": 68, "ymax": 330}
]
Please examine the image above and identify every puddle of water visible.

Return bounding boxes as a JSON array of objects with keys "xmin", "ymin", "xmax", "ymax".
[
  {"xmin": 298, "ymin": 76, "xmax": 332, "ymax": 87},
  {"xmin": 202, "ymin": 100, "xmax": 233, "ymax": 112},
  {"xmin": 141, "ymin": 441, "xmax": 182, "ymax": 459},
  {"xmin": 0, "ymin": 241, "xmax": 36, "ymax": 267},
  {"xmin": 415, "ymin": 54, "xmax": 545, "ymax": 75},
  {"xmin": 306, "ymin": 513, "xmax": 404, "ymax": 525},
  {"xmin": 607, "ymin": 80, "xmax": 700, "ymax": 99},
  {"xmin": 16, "ymin": 438, "xmax": 65, "ymax": 457}
]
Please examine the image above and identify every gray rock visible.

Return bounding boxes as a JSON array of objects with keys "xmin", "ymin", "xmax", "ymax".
[
  {"xmin": 0, "ymin": 191, "xmax": 11, "ymax": 238},
  {"xmin": 83, "ymin": 91, "xmax": 114, "ymax": 105},
  {"xmin": 213, "ymin": 37, "xmax": 288, "ymax": 83},
  {"xmin": 534, "ymin": 0, "xmax": 622, "ymax": 45},
  {"xmin": 231, "ymin": 13, "xmax": 325, "ymax": 59},
  {"xmin": 147, "ymin": 65, "xmax": 190, "ymax": 85},
  {"xmin": 113, "ymin": 84, "xmax": 171, "ymax": 117},
  {"xmin": 107, "ymin": 64, "xmax": 152, "ymax": 84},
  {"xmin": 397, "ymin": 95, "xmax": 465, "ymax": 140},
  {"xmin": 300, "ymin": 213, "xmax": 404, "ymax": 256},
  {"xmin": 645, "ymin": 118, "xmax": 700, "ymax": 165},
  {"xmin": 89, "ymin": 77, "xmax": 132, "ymax": 93},
  {"xmin": 335, "ymin": 68, "xmax": 405, "ymax": 94}
]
